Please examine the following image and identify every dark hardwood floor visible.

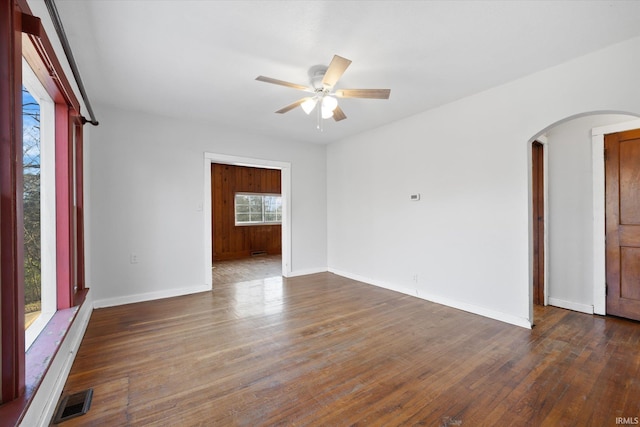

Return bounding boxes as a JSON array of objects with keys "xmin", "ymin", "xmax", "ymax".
[{"xmin": 59, "ymin": 271, "xmax": 640, "ymax": 426}]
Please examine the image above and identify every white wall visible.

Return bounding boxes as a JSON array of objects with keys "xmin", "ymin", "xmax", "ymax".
[
  {"xmin": 327, "ymin": 36, "xmax": 640, "ymax": 328},
  {"xmin": 545, "ymin": 114, "xmax": 636, "ymax": 313},
  {"xmin": 86, "ymin": 106, "xmax": 327, "ymax": 306}
]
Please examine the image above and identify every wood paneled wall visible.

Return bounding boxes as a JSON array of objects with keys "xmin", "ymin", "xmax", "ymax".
[{"xmin": 212, "ymin": 164, "xmax": 281, "ymax": 261}]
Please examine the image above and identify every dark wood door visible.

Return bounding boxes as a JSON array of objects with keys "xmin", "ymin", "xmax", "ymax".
[
  {"xmin": 532, "ymin": 141, "xmax": 545, "ymax": 305},
  {"xmin": 605, "ymin": 128, "xmax": 640, "ymax": 321}
]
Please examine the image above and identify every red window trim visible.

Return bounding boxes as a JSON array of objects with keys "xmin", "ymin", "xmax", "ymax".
[
  {"xmin": 1, "ymin": 0, "xmax": 26, "ymax": 404},
  {"xmin": 19, "ymin": 2, "xmax": 80, "ymax": 111},
  {"xmin": 56, "ymin": 104, "xmax": 74, "ymax": 309},
  {"xmin": 18, "ymin": 2, "xmax": 85, "ymax": 307},
  {"xmin": 73, "ymin": 117, "xmax": 87, "ymax": 306},
  {"xmin": 1, "ymin": 0, "xmax": 87, "ymax": 410}
]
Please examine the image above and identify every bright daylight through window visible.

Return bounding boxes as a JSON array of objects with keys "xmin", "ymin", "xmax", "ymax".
[
  {"xmin": 23, "ymin": 58, "xmax": 56, "ymax": 350},
  {"xmin": 235, "ymin": 193, "xmax": 282, "ymax": 225}
]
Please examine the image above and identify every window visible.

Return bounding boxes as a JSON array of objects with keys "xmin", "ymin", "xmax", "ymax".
[
  {"xmin": 235, "ymin": 193, "xmax": 282, "ymax": 225},
  {"xmin": 0, "ymin": 1, "xmax": 88, "ymax": 410},
  {"xmin": 22, "ymin": 58, "xmax": 57, "ymax": 350}
]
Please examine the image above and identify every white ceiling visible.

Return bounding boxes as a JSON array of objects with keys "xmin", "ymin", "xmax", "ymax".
[{"xmin": 43, "ymin": 1, "xmax": 640, "ymax": 144}]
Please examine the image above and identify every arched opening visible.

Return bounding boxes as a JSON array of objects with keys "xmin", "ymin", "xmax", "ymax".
[{"xmin": 528, "ymin": 111, "xmax": 640, "ymax": 325}]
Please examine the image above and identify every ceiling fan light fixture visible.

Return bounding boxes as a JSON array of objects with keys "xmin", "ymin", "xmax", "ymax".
[
  {"xmin": 321, "ymin": 95, "xmax": 338, "ymax": 119},
  {"xmin": 301, "ymin": 97, "xmax": 317, "ymax": 115}
]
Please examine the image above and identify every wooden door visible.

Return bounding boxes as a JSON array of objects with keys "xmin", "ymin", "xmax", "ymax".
[
  {"xmin": 605, "ymin": 128, "xmax": 640, "ymax": 321},
  {"xmin": 532, "ymin": 141, "xmax": 545, "ymax": 305}
]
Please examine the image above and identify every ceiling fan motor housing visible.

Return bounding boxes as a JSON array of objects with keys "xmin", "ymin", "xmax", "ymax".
[{"xmin": 308, "ymin": 65, "xmax": 329, "ymax": 90}]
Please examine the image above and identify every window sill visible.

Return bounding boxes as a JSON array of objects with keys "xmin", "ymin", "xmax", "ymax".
[
  {"xmin": 235, "ymin": 222, "xmax": 283, "ymax": 227},
  {"xmin": 0, "ymin": 289, "xmax": 89, "ymax": 427}
]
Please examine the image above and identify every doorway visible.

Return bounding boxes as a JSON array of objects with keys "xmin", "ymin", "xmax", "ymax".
[
  {"xmin": 211, "ymin": 163, "xmax": 283, "ymax": 284},
  {"xmin": 203, "ymin": 153, "xmax": 292, "ymax": 289},
  {"xmin": 531, "ymin": 141, "xmax": 545, "ymax": 306},
  {"xmin": 529, "ymin": 114, "xmax": 640, "ymax": 325}
]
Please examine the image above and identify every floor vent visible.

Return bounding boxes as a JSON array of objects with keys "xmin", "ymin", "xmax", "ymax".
[
  {"xmin": 52, "ymin": 388, "xmax": 93, "ymax": 424},
  {"xmin": 251, "ymin": 250, "xmax": 267, "ymax": 256}
]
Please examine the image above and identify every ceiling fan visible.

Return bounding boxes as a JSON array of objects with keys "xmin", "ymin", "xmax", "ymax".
[{"xmin": 256, "ymin": 55, "xmax": 390, "ymax": 129}]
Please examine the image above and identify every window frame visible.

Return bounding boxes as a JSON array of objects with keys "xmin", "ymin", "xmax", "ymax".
[
  {"xmin": 19, "ymin": 5, "xmax": 86, "ymax": 308},
  {"xmin": 1, "ymin": 0, "xmax": 87, "ymax": 410},
  {"xmin": 234, "ymin": 192, "xmax": 283, "ymax": 226}
]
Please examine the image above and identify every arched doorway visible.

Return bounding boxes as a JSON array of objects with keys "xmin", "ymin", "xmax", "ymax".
[{"xmin": 529, "ymin": 112, "xmax": 640, "ymax": 324}]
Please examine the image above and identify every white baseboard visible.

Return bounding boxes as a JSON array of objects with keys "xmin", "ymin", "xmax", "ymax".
[
  {"xmin": 548, "ymin": 297, "xmax": 594, "ymax": 314},
  {"xmin": 286, "ymin": 267, "xmax": 328, "ymax": 278},
  {"xmin": 329, "ymin": 268, "xmax": 418, "ymax": 296},
  {"xmin": 20, "ymin": 290, "xmax": 94, "ymax": 427},
  {"xmin": 418, "ymin": 290, "xmax": 532, "ymax": 329},
  {"xmin": 93, "ymin": 284, "xmax": 211, "ymax": 309},
  {"xmin": 328, "ymin": 268, "xmax": 532, "ymax": 329}
]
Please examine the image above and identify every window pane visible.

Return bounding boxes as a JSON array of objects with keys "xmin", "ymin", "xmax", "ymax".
[
  {"xmin": 250, "ymin": 196, "xmax": 263, "ymax": 215},
  {"xmin": 236, "ymin": 205, "xmax": 249, "ymax": 213},
  {"xmin": 269, "ymin": 217, "xmax": 281, "ymax": 223},
  {"xmin": 23, "ymin": 58, "xmax": 59, "ymax": 350},
  {"xmin": 237, "ymin": 213, "xmax": 250, "ymax": 223},
  {"xmin": 250, "ymin": 213, "xmax": 263, "ymax": 222},
  {"xmin": 264, "ymin": 196, "xmax": 277, "ymax": 212},
  {"xmin": 264, "ymin": 196, "xmax": 282, "ymax": 223},
  {"xmin": 22, "ymin": 85, "xmax": 41, "ymax": 330}
]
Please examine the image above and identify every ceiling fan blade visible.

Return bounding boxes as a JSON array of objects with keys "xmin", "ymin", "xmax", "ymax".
[
  {"xmin": 335, "ymin": 89, "xmax": 391, "ymax": 99},
  {"xmin": 332, "ymin": 105, "xmax": 347, "ymax": 122},
  {"xmin": 322, "ymin": 55, "xmax": 352, "ymax": 88},
  {"xmin": 275, "ymin": 98, "xmax": 308, "ymax": 114},
  {"xmin": 256, "ymin": 76, "xmax": 310, "ymax": 91}
]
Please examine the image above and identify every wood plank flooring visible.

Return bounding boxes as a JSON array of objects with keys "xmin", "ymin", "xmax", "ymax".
[
  {"xmin": 212, "ymin": 254, "xmax": 282, "ymax": 284},
  {"xmin": 59, "ymin": 271, "xmax": 640, "ymax": 426}
]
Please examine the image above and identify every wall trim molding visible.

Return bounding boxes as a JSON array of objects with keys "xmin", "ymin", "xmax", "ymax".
[
  {"xmin": 329, "ymin": 268, "xmax": 532, "ymax": 329},
  {"xmin": 93, "ymin": 284, "xmax": 210, "ymax": 309},
  {"xmin": 548, "ymin": 297, "xmax": 594, "ymax": 315},
  {"xmin": 287, "ymin": 267, "xmax": 327, "ymax": 278}
]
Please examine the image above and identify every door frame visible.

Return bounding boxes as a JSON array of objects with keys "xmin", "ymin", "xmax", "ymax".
[
  {"xmin": 592, "ymin": 118, "xmax": 640, "ymax": 315},
  {"xmin": 531, "ymin": 138, "xmax": 549, "ymax": 306},
  {"xmin": 203, "ymin": 153, "xmax": 292, "ymax": 288}
]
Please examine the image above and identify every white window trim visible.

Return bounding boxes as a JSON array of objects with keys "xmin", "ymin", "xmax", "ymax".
[{"xmin": 23, "ymin": 57, "xmax": 57, "ymax": 350}]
